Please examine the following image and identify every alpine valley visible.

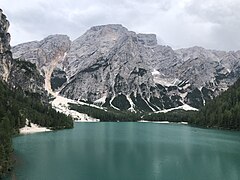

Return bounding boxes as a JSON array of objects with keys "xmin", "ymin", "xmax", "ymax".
[{"xmin": 1, "ymin": 7, "xmax": 240, "ymax": 180}]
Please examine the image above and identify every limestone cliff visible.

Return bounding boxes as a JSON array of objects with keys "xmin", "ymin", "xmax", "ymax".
[
  {"xmin": 12, "ymin": 24, "xmax": 240, "ymax": 111},
  {"xmin": 0, "ymin": 9, "xmax": 11, "ymax": 81}
]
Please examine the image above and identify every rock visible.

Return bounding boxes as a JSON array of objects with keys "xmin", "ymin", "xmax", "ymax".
[
  {"xmin": 0, "ymin": 10, "xmax": 48, "ymax": 99},
  {"xmin": 12, "ymin": 24, "xmax": 240, "ymax": 111},
  {"xmin": 137, "ymin": 33, "xmax": 157, "ymax": 46},
  {"xmin": 0, "ymin": 9, "xmax": 11, "ymax": 81},
  {"xmin": 12, "ymin": 34, "xmax": 71, "ymax": 93},
  {"xmin": 8, "ymin": 59, "xmax": 46, "ymax": 96}
]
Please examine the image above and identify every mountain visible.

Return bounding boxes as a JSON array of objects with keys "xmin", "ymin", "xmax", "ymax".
[
  {"xmin": 12, "ymin": 24, "xmax": 240, "ymax": 111},
  {"xmin": 12, "ymin": 35, "xmax": 71, "ymax": 95},
  {"xmin": 0, "ymin": 10, "xmax": 48, "ymax": 97}
]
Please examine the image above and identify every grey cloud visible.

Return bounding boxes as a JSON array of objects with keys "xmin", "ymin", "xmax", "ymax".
[
  {"xmin": 1, "ymin": 0, "xmax": 240, "ymax": 51},
  {"xmin": 186, "ymin": 0, "xmax": 240, "ymax": 24},
  {"xmin": 184, "ymin": 0, "xmax": 240, "ymax": 50}
]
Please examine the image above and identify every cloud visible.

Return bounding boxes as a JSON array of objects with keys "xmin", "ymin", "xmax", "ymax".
[
  {"xmin": 184, "ymin": 0, "xmax": 240, "ymax": 50},
  {"xmin": 1, "ymin": 0, "xmax": 240, "ymax": 51}
]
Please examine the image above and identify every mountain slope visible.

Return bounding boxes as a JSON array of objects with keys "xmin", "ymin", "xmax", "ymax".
[
  {"xmin": 12, "ymin": 24, "xmax": 240, "ymax": 112},
  {"xmin": 193, "ymin": 77, "xmax": 240, "ymax": 130},
  {"xmin": 12, "ymin": 35, "xmax": 71, "ymax": 93}
]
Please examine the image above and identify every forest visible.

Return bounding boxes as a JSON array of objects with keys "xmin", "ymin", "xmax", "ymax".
[
  {"xmin": 192, "ymin": 78, "xmax": 240, "ymax": 130},
  {"xmin": 0, "ymin": 81, "xmax": 73, "ymax": 178},
  {"xmin": 70, "ymin": 103, "xmax": 141, "ymax": 121}
]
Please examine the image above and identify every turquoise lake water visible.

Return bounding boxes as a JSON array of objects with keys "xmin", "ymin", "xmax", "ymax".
[{"xmin": 7, "ymin": 122, "xmax": 240, "ymax": 180}]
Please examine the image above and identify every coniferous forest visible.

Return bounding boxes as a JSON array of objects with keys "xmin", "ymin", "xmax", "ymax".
[
  {"xmin": 192, "ymin": 78, "xmax": 240, "ymax": 130},
  {"xmin": 0, "ymin": 81, "xmax": 73, "ymax": 177}
]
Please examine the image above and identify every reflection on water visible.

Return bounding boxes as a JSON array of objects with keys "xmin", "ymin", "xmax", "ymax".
[{"xmin": 7, "ymin": 123, "xmax": 240, "ymax": 180}]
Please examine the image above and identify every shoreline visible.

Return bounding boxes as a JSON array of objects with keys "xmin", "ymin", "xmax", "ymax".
[
  {"xmin": 19, "ymin": 122, "xmax": 52, "ymax": 134},
  {"xmin": 138, "ymin": 120, "xmax": 188, "ymax": 125},
  {"xmin": 74, "ymin": 120, "xmax": 99, "ymax": 123}
]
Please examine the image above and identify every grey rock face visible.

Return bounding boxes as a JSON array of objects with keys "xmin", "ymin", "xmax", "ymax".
[
  {"xmin": 13, "ymin": 35, "xmax": 71, "ymax": 71},
  {"xmin": 8, "ymin": 59, "xmax": 46, "ymax": 96},
  {"xmin": 0, "ymin": 10, "xmax": 53, "ymax": 97},
  {"xmin": 0, "ymin": 9, "xmax": 11, "ymax": 81},
  {"xmin": 137, "ymin": 34, "xmax": 157, "ymax": 46},
  {"xmin": 144, "ymin": 45, "xmax": 240, "ymax": 108},
  {"xmin": 62, "ymin": 24, "xmax": 128, "ymax": 78},
  {"xmin": 60, "ymin": 25, "xmax": 182, "ymax": 111},
  {"xmin": 12, "ymin": 35, "xmax": 71, "ymax": 93},
  {"xmin": 12, "ymin": 24, "xmax": 240, "ymax": 111},
  {"xmin": 61, "ymin": 25, "xmax": 152, "ymax": 100}
]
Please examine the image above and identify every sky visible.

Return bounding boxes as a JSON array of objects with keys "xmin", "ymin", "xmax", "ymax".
[{"xmin": 1, "ymin": 0, "xmax": 240, "ymax": 51}]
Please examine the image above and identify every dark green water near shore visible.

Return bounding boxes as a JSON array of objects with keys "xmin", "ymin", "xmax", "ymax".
[{"xmin": 7, "ymin": 122, "xmax": 240, "ymax": 180}]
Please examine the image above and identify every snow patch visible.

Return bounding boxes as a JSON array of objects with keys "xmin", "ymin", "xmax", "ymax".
[
  {"xmin": 156, "ymin": 104, "xmax": 198, "ymax": 113},
  {"xmin": 151, "ymin": 70, "xmax": 179, "ymax": 87},
  {"xmin": 151, "ymin": 69, "xmax": 160, "ymax": 75},
  {"xmin": 126, "ymin": 95, "xmax": 136, "ymax": 112},
  {"xmin": 52, "ymin": 95, "xmax": 100, "ymax": 122},
  {"xmin": 202, "ymin": 97, "xmax": 206, "ymax": 106},
  {"xmin": 94, "ymin": 95, "xmax": 107, "ymax": 104},
  {"xmin": 179, "ymin": 92, "xmax": 188, "ymax": 99},
  {"xmin": 153, "ymin": 77, "xmax": 179, "ymax": 87},
  {"xmin": 151, "ymin": 70, "xmax": 178, "ymax": 86},
  {"xmin": 2, "ymin": 61, "xmax": 9, "ymax": 82},
  {"xmin": 142, "ymin": 98, "xmax": 156, "ymax": 112},
  {"xmin": 109, "ymin": 95, "xmax": 120, "ymax": 110},
  {"xmin": 182, "ymin": 83, "xmax": 191, "ymax": 89}
]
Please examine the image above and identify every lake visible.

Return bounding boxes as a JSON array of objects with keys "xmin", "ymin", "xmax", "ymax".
[{"xmin": 7, "ymin": 122, "xmax": 240, "ymax": 180}]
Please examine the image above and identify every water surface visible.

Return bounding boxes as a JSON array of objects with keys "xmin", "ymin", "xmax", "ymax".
[{"xmin": 8, "ymin": 123, "xmax": 240, "ymax": 180}]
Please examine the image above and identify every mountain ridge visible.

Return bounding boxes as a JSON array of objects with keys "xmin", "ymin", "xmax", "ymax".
[{"xmin": 12, "ymin": 24, "xmax": 240, "ymax": 111}]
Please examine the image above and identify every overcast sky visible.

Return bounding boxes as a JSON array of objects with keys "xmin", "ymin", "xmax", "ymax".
[{"xmin": 1, "ymin": 0, "xmax": 240, "ymax": 51}]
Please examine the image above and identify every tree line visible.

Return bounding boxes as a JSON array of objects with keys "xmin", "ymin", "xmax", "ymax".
[{"xmin": 70, "ymin": 77, "xmax": 240, "ymax": 131}]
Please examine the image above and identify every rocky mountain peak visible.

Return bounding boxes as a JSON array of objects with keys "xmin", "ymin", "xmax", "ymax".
[
  {"xmin": 13, "ymin": 34, "xmax": 71, "ymax": 68},
  {"xmin": 39, "ymin": 34, "xmax": 70, "ymax": 51},
  {"xmin": 12, "ymin": 34, "xmax": 71, "ymax": 93},
  {"xmin": 90, "ymin": 24, "xmax": 128, "ymax": 32},
  {"xmin": 137, "ymin": 33, "xmax": 157, "ymax": 46},
  {"xmin": 11, "ymin": 24, "xmax": 240, "ymax": 111},
  {"xmin": 73, "ymin": 24, "xmax": 129, "ymax": 48}
]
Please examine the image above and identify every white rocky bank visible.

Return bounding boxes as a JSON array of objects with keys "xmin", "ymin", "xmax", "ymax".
[
  {"xmin": 20, "ymin": 119, "xmax": 52, "ymax": 134},
  {"xmin": 51, "ymin": 94, "xmax": 100, "ymax": 122}
]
